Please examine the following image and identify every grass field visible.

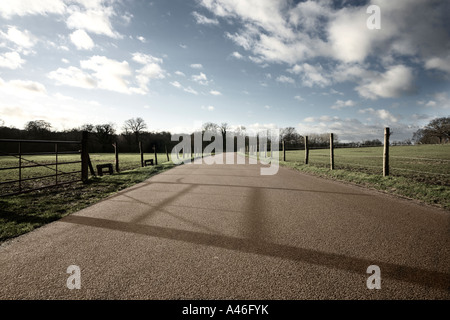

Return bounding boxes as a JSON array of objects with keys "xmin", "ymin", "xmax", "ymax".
[
  {"xmin": 0, "ymin": 152, "xmax": 172, "ymax": 195},
  {"xmin": 279, "ymin": 144, "xmax": 450, "ymax": 210},
  {"xmin": 283, "ymin": 144, "xmax": 450, "ymax": 186}
]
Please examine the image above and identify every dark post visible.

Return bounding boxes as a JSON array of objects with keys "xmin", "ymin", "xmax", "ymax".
[
  {"xmin": 165, "ymin": 144, "xmax": 169, "ymax": 162},
  {"xmin": 383, "ymin": 127, "xmax": 390, "ymax": 176},
  {"xmin": 18, "ymin": 142, "xmax": 22, "ymax": 192},
  {"xmin": 282, "ymin": 140, "xmax": 286, "ymax": 162},
  {"xmin": 81, "ymin": 131, "xmax": 89, "ymax": 183},
  {"xmin": 330, "ymin": 133, "xmax": 335, "ymax": 170},
  {"xmin": 55, "ymin": 143, "xmax": 58, "ymax": 185},
  {"xmin": 304, "ymin": 136, "xmax": 309, "ymax": 164},
  {"xmin": 113, "ymin": 142, "xmax": 120, "ymax": 173},
  {"xmin": 87, "ymin": 154, "xmax": 95, "ymax": 176},
  {"xmin": 153, "ymin": 145, "xmax": 158, "ymax": 165},
  {"xmin": 139, "ymin": 141, "xmax": 144, "ymax": 167}
]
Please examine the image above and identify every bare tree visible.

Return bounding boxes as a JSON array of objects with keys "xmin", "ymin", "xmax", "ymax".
[
  {"xmin": 220, "ymin": 122, "xmax": 230, "ymax": 150},
  {"xmin": 80, "ymin": 123, "xmax": 95, "ymax": 133},
  {"xmin": 25, "ymin": 120, "xmax": 52, "ymax": 132},
  {"xmin": 202, "ymin": 122, "xmax": 218, "ymax": 133},
  {"xmin": 95, "ymin": 123, "xmax": 116, "ymax": 152},
  {"xmin": 123, "ymin": 117, "xmax": 148, "ymax": 144},
  {"xmin": 280, "ymin": 127, "xmax": 302, "ymax": 145},
  {"xmin": 412, "ymin": 117, "xmax": 450, "ymax": 144}
]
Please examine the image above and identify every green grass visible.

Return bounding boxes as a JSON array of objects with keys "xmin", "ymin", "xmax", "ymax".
[
  {"xmin": 0, "ymin": 152, "xmax": 172, "ymax": 195},
  {"xmin": 279, "ymin": 144, "xmax": 450, "ymax": 210},
  {"xmin": 0, "ymin": 153, "xmax": 175, "ymax": 243}
]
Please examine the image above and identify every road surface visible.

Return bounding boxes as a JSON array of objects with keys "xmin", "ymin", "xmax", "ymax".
[{"xmin": 0, "ymin": 153, "xmax": 449, "ymax": 299}]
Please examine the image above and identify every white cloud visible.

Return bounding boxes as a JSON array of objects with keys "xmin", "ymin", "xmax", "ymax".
[
  {"xmin": 276, "ymin": 75, "xmax": 295, "ymax": 84},
  {"xmin": 174, "ymin": 71, "xmax": 186, "ymax": 77},
  {"xmin": 202, "ymin": 105, "xmax": 215, "ymax": 111},
  {"xmin": 230, "ymin": 51, "xmax": 244, "ymax": 59},
  {"xmin": 131, "ymin": 52, "xmax": 165, "ymax": 93},
  {"xmin": 70, "ymin": 29, "xmax": 94, "ymax": 50},
  {"xmin": 294, "ymin": 95, "xmax": 304, "ymax": 102},
  {"xmin": 192, "ymin": 72, "xmax": 209, "ymax": 85},
  {"xmin": 48, "ymin": 66, "xmax": 97, "ymax": 89},
  {"xmin": 422, "ymin": 92, "xmax": 450, "ymax": 109},
  {"xmin": 48, "ymin": 55, "xmax": 156, "ymax": 95},
  {"xmin": 184, "ymin": 86, "xmax": 198, "ymax": 95},
  {"xmin": 170, "ymin": 81, "xmax": 182, "ymax": 88},
  {"xmin": 0, "ymin": 0, "xmax": 65, "ymax": 19},
  {"xmin": 0, "ymin": 51, "xmax": 25, "ymax": 69},
  {"xmin": 210, "ymin": 90, "xmax": 222, "ymax": 95},
  {"xmin": 0, "ymin": 77, "xmax": 47, "ymax": 97},
  {"xmin": 80, "ymin": 56, "xmax": 132, "ymax": 93},
  {"xmin": 330, "ymin": 99, "xmax": 355, "ymax": 110},
  {"xmin": 425, "ymin": 101, "xmax": 436, "ymax": 108},
  {"xmin": 358, "ymin": 108, "xmax": 398, "ymax": 123},
  {"xmin": 190, "ymin": 63, "xmax": 203, "ymax": 69},
  {"xmin": 0, "ymin": 26, "xmax": 36, "ymax": 50},
  {"xmin": 288, "ymin": 63, "xmax": 330, "ymax": 88},
  {"xmin": 170, "ymin": 81, "xmax": 198, "ymax": 95},
  {"xmin": 137, "ymin": 36, "xmax": 146, "ymax": 43},
  {"xmin": 192, "ymin": 11, "xmax": 219, "ymax": 25},
  {"xmin": 66, "ymin": 4, "xmax": 121, "ymax": 38},
  {"xmin": 355, "ymin": 65, "xmax": 416, "ymax": 100},
  {"xmin": 132, "ymin": 52, "xmax": 163, "ymax": 65},
  {"xmin": 424, "ymin": 55, "xmax": 450, "ymax": 74}
]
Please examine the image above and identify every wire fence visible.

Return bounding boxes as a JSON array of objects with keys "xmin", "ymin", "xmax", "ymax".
[{"xmin": 282, "ymin": 137, "xmax": 450, "ymax": 187}]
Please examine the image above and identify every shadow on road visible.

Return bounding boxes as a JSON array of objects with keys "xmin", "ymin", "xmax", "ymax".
[{"xmin": 61, "ymin": 213, "xmax": 450, "ymax": 291}]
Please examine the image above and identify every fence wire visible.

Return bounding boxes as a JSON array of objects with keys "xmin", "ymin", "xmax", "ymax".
[{"xmin": 282, "ymin": 140, "xmax": 450, "ymax": 186}]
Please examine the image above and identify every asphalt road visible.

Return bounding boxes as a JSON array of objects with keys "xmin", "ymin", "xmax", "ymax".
[{"xmin": 0, "ymin": 153, "xmax": 449, "ymax": 299}]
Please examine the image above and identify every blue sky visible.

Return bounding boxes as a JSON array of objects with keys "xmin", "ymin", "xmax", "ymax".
[{"xmin": 0, "ymin": 0, "xmax": 449, "ymax": 142}]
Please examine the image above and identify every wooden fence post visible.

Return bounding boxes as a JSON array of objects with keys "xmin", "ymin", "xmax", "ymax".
[
  {"xmin": 165, "ymin": 144, "xmax": 169, "ymax": 162},
  {"xmin": 81, "ymin": 131, "xmax": 89, "ymax": 182},
  {"xmin": 383, "ymin": 127, "xmax": 390, "ymax": 176},
  {"xmin": 113, "ymin": 142, "xmax": 120, "ymax": 173},
  {"xmin": 153, "ymin": 145, "xmax": 158, "ymax": 165},
  {"xmin": 330, "ymin": 133, "xmax": 335, "ymax": 170},
  {"xmin": 139, "ymin": 141, "xmax": 144, "ymax": 167},
  {"xmin": 282, "ymin": 140, "xmax": 286, "ymax": 161},
  {"xmin": 304, "ymin": 136, "xmax": 309, "ymax": 164}
]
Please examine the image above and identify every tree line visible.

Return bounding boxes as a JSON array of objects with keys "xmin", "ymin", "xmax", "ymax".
[{"xmin": 0, "ymin": 116, "xmax": 448, "ymax": 154}]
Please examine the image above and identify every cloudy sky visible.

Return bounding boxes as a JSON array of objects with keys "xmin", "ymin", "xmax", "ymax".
[{"xmin": 0, "ymin": 0, "xmax": 449, "ymax": 141}]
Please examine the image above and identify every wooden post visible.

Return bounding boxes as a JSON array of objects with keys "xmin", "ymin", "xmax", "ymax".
[
  {"xmin": 165, "ymin": 144, "xmax": 169, "ymax": 162},
  {"xmin": 383, "ymin": 127, "xmax": 390, "ymax": 176},
  {"xmin": 153, "ymin": 145, "xmax": 158, "ymax": 165},
  {"xmin": 282, "ymin": 140, "xmax": 286, "ymax": 161},
  {"xmin": 55, "ymin": 143, "xmax": 58, "ymax": 185},
  {"xmin": 18, "ymin": 141, "xmax": 22, "ymax": 192},
  {"xmin": 304, "ymin": 136, "xmax": 309, "ymax": 164},
  {"xmin": 330, "ymin": 133, "xmax": 335, "ymax": 170},
  {"xmin": 139, "ymin": 141, "xmax": 144, "ymax": 167},
  {"xmin": 81, "ymin": 131, "xmax": 89, "ymax": 182},
  {"xmin": 87, "ymin": 154, "xmax": 95, "ymax": 176},
  {"xmin": 113, "ymin": 142, "xmax": 120, "ymax": 173}
]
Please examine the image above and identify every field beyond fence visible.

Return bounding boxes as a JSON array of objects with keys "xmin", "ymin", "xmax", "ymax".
[
  {"xmin": 282, "ymin": 144, "xmax": 450, "ymax": 187},
  {"xmin": 0, "ymin": 152, "xmax": 171, "ymax": 196}
]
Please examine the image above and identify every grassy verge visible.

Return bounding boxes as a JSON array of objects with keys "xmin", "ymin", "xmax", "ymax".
[
  {"xmin": 0, "ymin": 162, "xmax": 175, "ymax": 243},
  {"xmin": 280, "ymin": 161, "xmax": 450, "ymax": 211}
]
